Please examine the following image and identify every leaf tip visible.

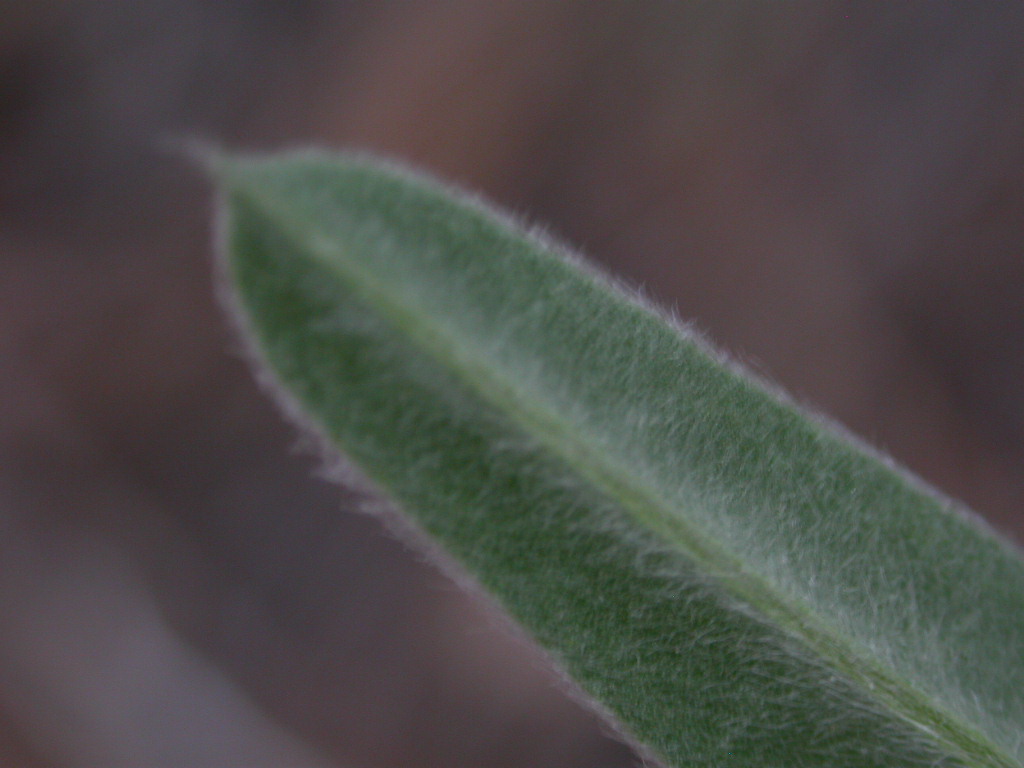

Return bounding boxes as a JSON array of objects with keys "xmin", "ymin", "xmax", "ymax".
[{"xmin": 162, "ymin": 134, "xmax": 249, "ymax": 186}]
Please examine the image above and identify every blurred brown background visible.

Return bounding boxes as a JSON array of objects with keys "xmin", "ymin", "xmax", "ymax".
[{"xmin": 2, "ymin": 2, "xmax": 1023, "ymax": 767}]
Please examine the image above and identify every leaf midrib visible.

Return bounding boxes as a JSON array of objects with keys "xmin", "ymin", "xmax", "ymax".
[{"xmin": 225, "ymin": 173, "xmax": 1017, "ymax": 768}]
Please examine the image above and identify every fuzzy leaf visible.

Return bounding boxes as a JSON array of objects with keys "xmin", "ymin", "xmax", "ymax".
[{"xmin": 211, "ymin": 150, "xmax": 1024, "ymax": 768}]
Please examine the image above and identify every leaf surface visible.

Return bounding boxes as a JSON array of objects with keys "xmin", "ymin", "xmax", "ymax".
[{"xmin": 211, "ymin": 150, "xmax": 1024, "ymax": 768}]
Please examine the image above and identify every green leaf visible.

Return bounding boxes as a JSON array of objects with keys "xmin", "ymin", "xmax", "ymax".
[{"xmin": 210, "ymin": 149, "xmax": 1024, "ymax": 768}]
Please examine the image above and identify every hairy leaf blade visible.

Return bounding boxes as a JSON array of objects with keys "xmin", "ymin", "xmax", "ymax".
[{"xmin": 212, "ymin": 150, "xmax": 1024, "ymax": 768}]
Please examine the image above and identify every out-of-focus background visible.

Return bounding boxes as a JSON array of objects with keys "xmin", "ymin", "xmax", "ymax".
[{"xmin": 2, "ymin": 3, "xmax": 1023, "ymax": 766}]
